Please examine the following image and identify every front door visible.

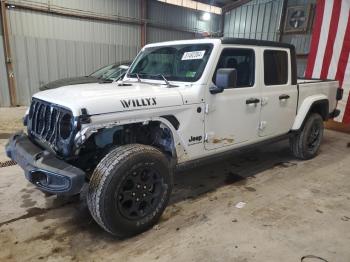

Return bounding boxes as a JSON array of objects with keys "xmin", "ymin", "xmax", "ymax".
[
  {"xmin": 204, "ymin": 47, "xmax": 261, "ymax": 150},
  {"xmin": 259, "ymin": 49, "xmax": 298, "ymax": 137}
]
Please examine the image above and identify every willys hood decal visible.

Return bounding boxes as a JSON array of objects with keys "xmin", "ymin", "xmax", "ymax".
[{"xmin": 33, "ymin": 82, "xmax": 184, "ymax": 116}]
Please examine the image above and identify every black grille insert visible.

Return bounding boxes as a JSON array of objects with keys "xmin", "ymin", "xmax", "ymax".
[{"xmin": 28, "ymin": 99, "xmax": 73, "ymax": 152}]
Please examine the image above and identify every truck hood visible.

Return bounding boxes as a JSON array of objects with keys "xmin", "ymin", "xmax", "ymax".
[
  {"xmin": 33, "ymin": 82, "xmax": 184, "ymax": 116},
  {"xmin": 39, "ymin": 76, "xmax": 99, "ymax": 91}
]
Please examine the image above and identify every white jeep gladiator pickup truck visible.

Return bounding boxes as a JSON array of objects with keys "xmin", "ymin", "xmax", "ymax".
[{"xmin": 6, "ymin": 38, "xmax": 343, "ymax": 237}]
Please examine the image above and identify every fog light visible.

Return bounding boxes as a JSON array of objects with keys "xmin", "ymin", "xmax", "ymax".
[{"xmin": 31, "ymin": 171, "xmax": 49, "ymax": 186}]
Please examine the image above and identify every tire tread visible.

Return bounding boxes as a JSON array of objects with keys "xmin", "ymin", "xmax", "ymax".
[
  {"xmin": 87, "ymin": 144, "xmax": 169, "ymax": 237},
  {"xmin": 289, "ymin": 113, "xmax": 323, "ymax": 160}
]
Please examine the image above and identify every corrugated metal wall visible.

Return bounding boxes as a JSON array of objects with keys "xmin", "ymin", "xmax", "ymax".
[
  {"xmin": 0, "ymin": 0, "xmax": 222, "ymax": 106},
  {"xmin": 1, "ymin": 0, "xmax": 319, "ymax": 106},
  {"xmin": 10, "ymin": 0, "xmax": 141, "ymax": 18},
  {"xmin": 147, "ymin": 0, "xmax": 221, "ymax": 43},
  {"xmin": 147, "ymin": 27, "xmax": 194, "ymax": 43},
  {"xmin": 223, "ymin": 0, "xmax": 316, "ymax": 77},
  {"xmin": 223, "ymin": 0, "xmax": 283, "ymax": 41},
  {"xmin": 281, "ymin": 0, "xmax": 316, "ymax": 77},
  {"xmin": 281, "ymin": 0, "xmax": 315, "ymax": 54},
  {"xmin": 6, "ymin": 0, "xmax": 141, "ymax": 106},
  {"xmin": 0, "ymin": 10, "xmax": 11, "ymax": 107}
]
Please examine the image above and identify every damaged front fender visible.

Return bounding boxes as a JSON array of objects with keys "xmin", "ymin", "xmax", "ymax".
[{"xmin": 73, "ymin": 116, "xmax": 187, "ymax": 164}]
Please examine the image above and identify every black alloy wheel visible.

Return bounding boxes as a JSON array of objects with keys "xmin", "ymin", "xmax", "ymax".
[
  {"xmin": 87, "ymin": 144, "xmax": 173, "ymax": 238},
  {"xmin": 117, "ymin": 164, "xmax": 166, "ymax": 220}
]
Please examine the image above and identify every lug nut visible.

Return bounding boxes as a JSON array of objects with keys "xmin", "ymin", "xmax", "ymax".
[
  {"xmin": 137, "ymin": 184, "xmax": 141, "ymax": 189},
  {"xmin": 143, "ymin": 193, "xmax": 146, "ymax": 197},
  {"xmin": 136, "ymin": 198, "xmax": 140, "ymax": 202},
  {"xmin": 132, "ymin": 192, "xmax": 136, "ymax": 196},
  {"xmin": 143, "ymin": 185, "xmax": 147, "ymax": 189}
]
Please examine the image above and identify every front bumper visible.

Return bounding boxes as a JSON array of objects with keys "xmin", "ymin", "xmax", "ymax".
[{"xmin": 5, "ymin": 132, "xmax": 85, "ymax": 195}]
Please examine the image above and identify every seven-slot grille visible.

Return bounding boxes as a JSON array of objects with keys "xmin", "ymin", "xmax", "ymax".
[{"xmin": 28, "ymin": 99, "xmax": 71, "ymax": 147}]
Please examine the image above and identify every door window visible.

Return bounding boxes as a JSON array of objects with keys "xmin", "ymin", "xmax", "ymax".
[
  {"xmin": 212, "ymin": 48, "xmax": 255, "ymax": 88},
  {"xmin": 264, "ymin": 50, "xmax": 288, "ymax": 85}
]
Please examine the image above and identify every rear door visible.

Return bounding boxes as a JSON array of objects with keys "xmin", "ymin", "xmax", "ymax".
[{"xmin": 258, "ymin": 48, "xmax": 298, "ymax": 137}]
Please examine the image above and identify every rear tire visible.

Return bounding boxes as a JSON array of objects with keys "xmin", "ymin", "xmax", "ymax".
[
  {"xmin": 289, "ymin": 113, "xmax": 324, "ymax": 160},
  {"xmin": 87, "ymin": 144, "xmax": 173, "ymax": 238}
]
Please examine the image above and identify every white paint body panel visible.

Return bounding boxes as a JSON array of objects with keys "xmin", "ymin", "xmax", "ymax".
[
  {"xmin": 259, "ymin": 47, "xmax": 298, "ymax": 137},
  {"xmin": 292, "ymin": 80, "xmax": 339, "ymax": 130},
  {"xmin": 33, "ymin": 82, "xmax": 184, "ymax": 116},
  {"xmin": 30, "ymin": 39, "xmax": 339, "ymax": 164},
  {"xmin": 204, "ymin": 44, "xmax": 261, "ymax": 150}
]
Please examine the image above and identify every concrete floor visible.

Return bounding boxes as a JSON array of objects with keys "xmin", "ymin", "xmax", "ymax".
[{"xmin": 0, "ymin": 107, "xmax": 350, "ymax": 262}]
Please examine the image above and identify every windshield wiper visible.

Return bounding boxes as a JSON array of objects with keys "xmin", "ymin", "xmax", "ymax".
[
  {"xmin": 142, "ymin": 73, "xmax": 177, "ymax": 87},
  {"xmin": 159, "ymin": 74, "xmax": 170, "ymax": 87},
  {"xmin": 127, "ymin": 73, "xmax": 177, "ymax": 87},
  {"xmin": 158, "ymin": 74, "xmax": 177, "ymax": 87},
  {"xmin": 127, "ymin": 73, "xmax": 142, "ymax": 82},
  {"xmin": 135, "ymin": 73, "xmax": 141, "ymax": 82}
]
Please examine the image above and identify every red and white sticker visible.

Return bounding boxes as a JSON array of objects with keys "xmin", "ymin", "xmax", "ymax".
[{"xmin": 181, "ymin": 50, "xmax": 206, "ymax": 60}]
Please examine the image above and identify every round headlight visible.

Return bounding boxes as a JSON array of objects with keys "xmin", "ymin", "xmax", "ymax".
[{"xmin": 59, "ymin": 113, "xmax": 73, "ymax": 139}]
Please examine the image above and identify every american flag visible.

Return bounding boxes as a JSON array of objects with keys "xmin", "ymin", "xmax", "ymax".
[{"xmin": 305, "ymin": 0, "xmax": 350, "ymax": 124}]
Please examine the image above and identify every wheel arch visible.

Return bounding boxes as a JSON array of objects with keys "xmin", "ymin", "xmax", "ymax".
[
  {"xmin": 77, "ymin": 115, "xmax": 185, "ymax": 165},
  {"xmin": 291, "ymin": 95, "xmax": 329, "ymax": 131}
]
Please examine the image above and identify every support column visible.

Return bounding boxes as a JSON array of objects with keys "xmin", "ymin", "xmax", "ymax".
[
  {"xmin": 1, "ymin": 0, "xmax": 16, "ymax": 106},
  {"xmin": 140, "ymin": 0, "xmax": 147, "ymax": 47},
  {"xmin": 278, "ymin": 0, "xmax": 287, "ymax": 42}
]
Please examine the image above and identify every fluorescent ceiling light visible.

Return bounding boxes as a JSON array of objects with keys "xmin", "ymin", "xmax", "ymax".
[
  {"xmin": 201, "ymin": 12, "xmax": 211, "ymax": 21},
  {"xmin": 158, "ymin": 0, "xmax": 222, "ymax": 15}
]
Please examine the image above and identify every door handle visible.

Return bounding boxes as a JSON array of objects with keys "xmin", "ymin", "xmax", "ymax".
[
  {"xmin": 246, "ymin": 98, "xmax": 260, "ymax": 105},
  {"xmin": 279, "ymin": 94, "xmax": 290, "ymax": 100}
]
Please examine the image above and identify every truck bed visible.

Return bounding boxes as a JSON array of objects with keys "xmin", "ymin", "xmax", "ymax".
[{"xmin": 297, "ymin": 78, "xmax": 339, "ymax": 115}]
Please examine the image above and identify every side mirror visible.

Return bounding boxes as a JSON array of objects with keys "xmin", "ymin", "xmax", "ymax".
[
  {"xmin": 212, "ymin": 68, "xmax": 237, "ymax": 94},
  {"xmin": 209, "ymin": 85, "xmax": 224, "ymax": 94}
]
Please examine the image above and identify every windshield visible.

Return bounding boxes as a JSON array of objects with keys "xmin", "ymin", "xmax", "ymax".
[
  {"xmin": 90, "ymin": 64, "xmax": 114, "ymax": 78},
  {"xmin": 100, "ymin": 66, "xmax": 128, "ymax": 80},
  {"xmin": 128, "ymin": 44, "xmax": 213, "ymax": 82},
  {"xmin": 90, "ymin": 64, "xmax": 128, "ymax": 81}
]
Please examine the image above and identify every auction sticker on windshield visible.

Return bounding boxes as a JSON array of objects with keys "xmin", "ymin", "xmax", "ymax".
[{"xmin": 181, "ymin": 50, "xmax": 206, "ymax": 60}]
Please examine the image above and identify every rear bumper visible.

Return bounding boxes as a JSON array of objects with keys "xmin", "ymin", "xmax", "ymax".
[
  {"xmin": 329, "ymin": 109, "xmax": 341, "ymax": 119},
  {"xmin": 337, "ymin": 88, "xmax": 344, "ymax": 101},
  {"xmin": 5, "ymin": 132, "xmax": 85, "ymax": 195}
]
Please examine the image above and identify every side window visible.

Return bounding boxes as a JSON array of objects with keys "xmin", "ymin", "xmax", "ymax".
[
  {"xmin": 212, "ymin": 48, "xmax": 255, "ymax": 88},
  {"xmin": 264, "ymin": 50, "xmax": 288, "ymax": 85}
]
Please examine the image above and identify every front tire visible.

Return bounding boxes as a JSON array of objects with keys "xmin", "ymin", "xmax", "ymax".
[
  {"xmin": 289, "ymin": 113, "xmax": 324, "ymax": 160},
  {"xmin": 87, "ymin": 144, "xmax": 173, "ymax": 238}
]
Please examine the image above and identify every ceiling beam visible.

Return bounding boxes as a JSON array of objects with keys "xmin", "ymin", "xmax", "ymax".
[{"xmin": 222, "ymin": 0, "xmax": 251, "ymax": 13}]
